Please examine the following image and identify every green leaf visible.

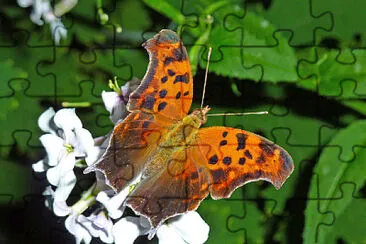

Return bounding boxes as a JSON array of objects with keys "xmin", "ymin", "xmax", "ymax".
[
  {"xmin": 262, "ymin": 0, "xmax": 332, "ymax": 46},
  {"xmin": 304, "ymin": 120, "xmax": 366, "ymax": 244},
  {"xmin": 112, "ymin": 0, "xmax": 151, "ymax": 31},
  {"xmin": 199, "ymin": 190, "xmax": 266, "ymax": 244},
  {"xmin": 312, "ymin": 0, "xmax": 366, "ymax": 47},
  {"xmin": 143, "ymin": 0, "xmax": 186, "ymax": 25},
  {"xmin": 327, "ymin": 193, "xmax": 366, "ymax": 243},
  {"xmin": 0, "ymin": 59, "xmax": 27, "ymax": 86},
  {"xmin": 205, "ymin": 10, "xmax": 298, "ymax": 82},
  {"xmin": 297, "ymin": 48, "xmax": 366, "ymax": 114}
]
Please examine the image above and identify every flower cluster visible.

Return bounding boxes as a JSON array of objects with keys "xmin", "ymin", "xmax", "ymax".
[
  {"xmin": 17, "ymin": 0, "xmax": 71, "ymax": 44},
  {"xmin": 33, "ymin": 78, "xmax": 210, "ymax": 243}
]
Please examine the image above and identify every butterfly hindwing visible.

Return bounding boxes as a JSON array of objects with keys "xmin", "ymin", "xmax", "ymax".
[
  {"xmin": 89, "ymin": 111, "xmax": 170, "ymax": 192},
  {"xmin": 128, "ymin": 30, "xmax": 193, "ymax": 121},
  {"xmin": 189, "ymin": 127, "xmax": 294, "ymax": 199},
  {"xmin": 126, "ymin": 146, "xmax": 211, "ymax": 233}
]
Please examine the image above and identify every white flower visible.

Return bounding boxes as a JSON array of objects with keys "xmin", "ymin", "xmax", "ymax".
[
  {"xmin": 65, "ymin": 214, "xmax": 93, "ymax": 244},
  {"xmin": 30, "ymin": 0, "xmax": 51, "ymax": 25},
  {"xmin": 78, "ymin": 211, "xmax": 114, "ymax": 243},
  {"xmin": 34, "ymin": 108, "xmax": 98, "ymax": 216},
  {"xmin": 102, "ymin": 78, "xmax": 140, "ymax": 124},
  {"xmin": 157, "ymin": 211, "xmax": 210, "ymax": 244},
  {"xmin": 112, "ymin": 211, "xmax": 209, "ymax": 244},
  {"xmin": 96, "ymin": 173, "xmax": 142, "ymax": 219},
  {"xmin": 17, "ymin": 0, "xmax": 68, "ymax": 44},
  {"xmin": 112, "ymin": 216, "xmax": 150, "ymax": 244}
]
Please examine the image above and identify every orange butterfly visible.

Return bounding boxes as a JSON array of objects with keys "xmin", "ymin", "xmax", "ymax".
[{"xmin": 88, "ymin": 29, "xmax": 293, "ymax": 235}]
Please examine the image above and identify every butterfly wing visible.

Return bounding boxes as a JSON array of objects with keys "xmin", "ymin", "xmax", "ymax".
[
  {"xmin": 190, "ymin": 126, "xmax": 294, "ymax": 199},
  {"xmin": 126, "ymin": 146, "xmax": 211, "ymax": 236},
  {"xmin": 128, "ymin": 29, "xmax": 193, "ymax": 121},
  {"xmin": 86, "ymin": 111, "xmax": 171, "ymax": 192},
  {"xmin": 126, "ymin": 126, "xmax": 293, "ymax": 232},
  {"xmin": 87, "ymin": 30, "xmax": 193, "ymax": 191}
]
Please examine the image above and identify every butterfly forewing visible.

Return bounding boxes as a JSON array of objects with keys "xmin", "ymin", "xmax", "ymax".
[{"xmin": 128, "ymin": 30, "xmax": 193, "ymax": 121}]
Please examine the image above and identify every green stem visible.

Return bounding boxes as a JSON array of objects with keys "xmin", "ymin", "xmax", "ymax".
[{"xmin": 71, "ymin": 183, "xmax": 97, "ymax": 215}]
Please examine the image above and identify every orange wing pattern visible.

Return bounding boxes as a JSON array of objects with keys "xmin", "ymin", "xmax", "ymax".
[
  {"xmin": 128, "ymin": 30, "xmax": 193, "ymax": 121},
  {"xmin": 87, "ymin": 111, "xmax": 171, "ymax": 192},
  {"xmin": 189, "ymin": 126, "xmax": 294, "ymax": 199},
  {"xmin": 126, "ymin": 146, "xmax": 211, "ymax": 233}
]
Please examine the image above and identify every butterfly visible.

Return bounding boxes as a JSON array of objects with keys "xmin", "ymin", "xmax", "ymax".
[{"xmin": 87, "ymin": 29, "xmax": 294, "ymax": 237}]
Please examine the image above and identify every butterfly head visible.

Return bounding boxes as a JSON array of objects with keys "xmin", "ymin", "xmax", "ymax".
[
  {"xmin": 143, "ymin": 29, "xmax": 181, "ymax": 50},
  {"xmin": 190, "ymin": 105, "xmax": 210, "ymax": 125}
]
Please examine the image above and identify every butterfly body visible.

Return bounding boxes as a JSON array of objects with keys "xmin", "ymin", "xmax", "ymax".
[{"xmin": 87, "ymin": 29, "xmax": 294, "ymax": 237}]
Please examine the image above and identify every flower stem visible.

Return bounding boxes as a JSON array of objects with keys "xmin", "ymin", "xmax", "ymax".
[{"xmin": 71, "ymin": 183, "xmax": 97, "ymax": 215}]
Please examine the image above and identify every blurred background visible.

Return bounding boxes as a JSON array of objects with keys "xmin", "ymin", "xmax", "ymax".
[{"xmin": 0, "ymin": 0, "xmax": 365, "ymax": 243}]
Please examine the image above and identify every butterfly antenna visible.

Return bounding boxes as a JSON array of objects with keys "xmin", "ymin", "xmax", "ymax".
[
  {"xmin": 200, "ymin": 47, "xmax": 212, "ymax": 109},
  {"xmin": 207, "ymin": 111, "xmax": 269, "ymax": 117}
]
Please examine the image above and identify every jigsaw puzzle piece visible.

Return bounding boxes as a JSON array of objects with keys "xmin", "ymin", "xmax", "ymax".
[
  {"xmin": 207, "ymin": 7, "xmax": 298, "ymax": 82},
  {"xmin": 297, "ymin": 47, "xmax": 366, "ymax": 99},
  {"xmin": 263, "ymin": 0, "xmax": 333, "ymax": 46},
  {"xmin": 198, "ymin": 190, "xmax": 248, "ymax": 243},
  {"xmin": 324, "ymin": 183, "xmax": 366, "ymax": 243},
  {"xmin": 227, "ymin": 197, "xmax": 278, "ymax": 243},
  {"xmin": 312, "ymin": 0, "xmax": 366, "ymax": 47},
  {"xmin": 0, "ymin": 36, "xmax": 56, "ymax": 97},
  {"xmin": 304, "ymin": 125, "xmax": 366, "ymax": 243},
  {"xmin": 0, "ymin": 79, "xmax": 44, "ymax": 155}
]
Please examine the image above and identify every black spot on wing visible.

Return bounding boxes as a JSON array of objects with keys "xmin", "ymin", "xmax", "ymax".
[
  {"xmin": 175, "ymin": 91, "xmax": 181, "ymax": 99},
  {"xmin": 220, "ymin": 140, "xmax": 227, "ymax": 146},
  {"xmin": 223, "ymin": 157, "xmax": 232, "ymax": 165},
  {"xmin": 159, "ymin": 89, "xmax": 167, "ymax": 98},
  {"xmin": 244, "ymin": 150, "xmax": 253, "ymax": 159},
  {"xmin": 157, "ymin": 102, "xmax": 167, "ymax": 112},
  {"xmin": 256, "ymin": 153, "xmax": 266, "ymax": 164},
  {"xmin": 168, "ymin": 69, "xmax": 175, "ymax": 76},
  {"xmin": 222, "ymin": 131, "xmax": 228, "ymax": 137},
  {"xmin": 164, "ymin": 57, "xmax": 175, "ymax": 66},
  {"xmin": 142, "ymin": 95, "xmax": 155, "ymax": 110},
  {"xmin": 238, "ymin": 157, "xmax": 246, "ymax": 165},
  {"xmin": 161, "ymin": 76, "xmax": 168, "ymax": 83},
  {"xmin": 208, "ymin": 155, "xmax": 218, "ymax": 165},
  {"xmin": 183, "ymin": 91, "xmax": 189, "ymax": 96},
  {"xmin": 174, "ymin": 73, "xmax": 189, "ymax": 84},
  {"xmin": 236, "ymin": 133, "xmax": 247, "ymax": 151}
]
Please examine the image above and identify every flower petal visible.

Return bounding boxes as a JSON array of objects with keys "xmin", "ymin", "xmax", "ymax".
[
  {"xmin": 53, "ymin": 200, "xmax": 71, "ymax": 217},
  {"xmin": 54, "ymin": 108, "xmax": 82, "ymax": 131},
  {"xmin": 46, "ymin": 152, "xmax": 75, "ymax": 186},
  {"xmin": 78, "ymin": 212, "xmax": 114, "ymax": 243},
  {"xmin": 167, "ymin": 211, "xmax": 210, "ymax": 244},
  {"xmin": 113, "ymin": 216, "xmax": 149, "ymax": 244},
  {"xmin": 38, "ymin": 107, "xmax": 56, "ymax": 133},
  {"xmin": 40, "ymin": 134, "xmax": 64, "ymax": 166},
  {"xmin": 53, "ymin": 170, "xmax": 77, "ymax": 202},
  {"xmin": 157, "ymin": 224, "xmax": 187, "ymax": 244},
  {"xmin": 17, "ymin": 0, "xmax": 33, "ymax": 8},
  {"xmin": 102, "ymin": 91, "xmax": 121, "ymax": 115},
  {"xmin": 72, "ymin": 128, "xmax": 95, "ymax": 157},
  {"xmin": 32, "ymin": 159, "xmax": 48, "ymax": 172},
  {"xmin": 96, "ymin": 174, "xmax": 142, "ymax": 219},
  {"xmin": 65, "ymin": 214, "xmax": 92, "ymax": 244}
]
